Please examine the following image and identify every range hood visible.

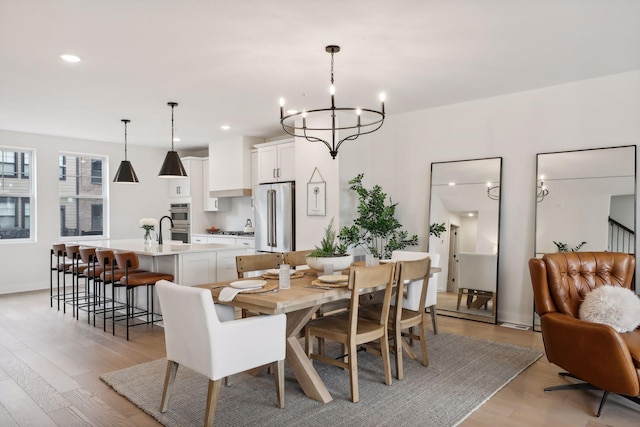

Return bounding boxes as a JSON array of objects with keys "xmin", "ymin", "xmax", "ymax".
[
  {"xmin": 209, "ymin": 188, "xmax": 252, "ymax": 197},
  {"xmin": 208, "ymin": 136, "xmax": 263, "ymax": 197}
]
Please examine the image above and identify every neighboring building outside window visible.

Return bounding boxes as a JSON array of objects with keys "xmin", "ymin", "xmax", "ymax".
[
  {"xmin": 59, "ymin": 153, "xmax": 107, "ymax": 238},
  {"xmin": 0, "ymin": 147, "xmax": 34, "ymax": 241}
]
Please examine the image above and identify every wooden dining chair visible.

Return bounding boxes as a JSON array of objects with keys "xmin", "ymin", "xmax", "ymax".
[
  {"xmin": 360, "ymin": 257, "xmax": 432, "ymax": 380},
  {"xmin": 236, "ymin": 252, "xmax": 283, "ymax": 278},
  {"xmin": 282, "ymin": 250, "xmax": 312, "ymax": 269},
  {"xmin": 305, "ymin": 263, "xmax": 395, "ymax": 403},
  {"xmin": 156, "ymin": 280, "xmax": 286, "ymax": 426}
]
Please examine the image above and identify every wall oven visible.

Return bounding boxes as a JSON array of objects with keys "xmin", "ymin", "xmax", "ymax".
[{"xmin": 169, "ymin": 203, "xmax": 190, "ymax": 243}]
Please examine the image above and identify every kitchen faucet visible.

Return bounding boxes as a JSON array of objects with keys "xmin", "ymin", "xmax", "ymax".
[{"xmin": 158, "ymin": 215, "xmax": 174, "ymax": 245}]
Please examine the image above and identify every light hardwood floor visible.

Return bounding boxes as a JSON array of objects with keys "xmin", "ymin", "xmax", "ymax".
[{"xmin": 0, "ymin": 289, "xmax": 638, "ymax": 426}]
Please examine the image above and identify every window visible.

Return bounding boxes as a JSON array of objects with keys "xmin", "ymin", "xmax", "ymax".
[
  {"xmin": 59, "ymin": 153, "xmax": 107, "ymax": 238},
  {"xmin": 0, "ymin": 147, "xmax": 34, "ymax": 241}
]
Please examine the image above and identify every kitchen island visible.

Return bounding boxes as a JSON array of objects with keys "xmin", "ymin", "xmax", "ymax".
[{"xmin": 80, "ymin": 239, "xmax": 253, "ymax": 285}]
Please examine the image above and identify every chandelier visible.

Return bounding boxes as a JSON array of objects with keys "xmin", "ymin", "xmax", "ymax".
[
  {"xmin": 486, "ymin": 182, "xmax": 500, "ymax": 200},
  {"xmin": 279, "ymin": 45, "xmax": 385, "ymax": 159},
  {"xmin": 537, "ymin": 177, "xmax": 549, "ymax": 202}
]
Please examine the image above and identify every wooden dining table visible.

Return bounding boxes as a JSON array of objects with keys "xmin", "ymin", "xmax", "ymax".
[{"xmin": 194, "ymin": 264, "xmax": 441, "ymax": 404}]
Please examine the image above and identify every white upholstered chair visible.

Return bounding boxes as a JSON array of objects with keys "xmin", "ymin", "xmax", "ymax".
[
  {"xmin": 391, "ymin": 250, "xmax": 440, "ymax": 334},
  {"xmin": 456, "ymin": 252, "xmax": 497, "ymax": 316},
  {"xmin": 156, "ymin": 280, "xmax": 286, "ymax": 427}
]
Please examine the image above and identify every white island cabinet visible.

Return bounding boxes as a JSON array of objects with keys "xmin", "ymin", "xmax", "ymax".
[
  {"xmin": 191, "ymin": 234, "xmax": 255, "ymax": 281},
  {"xmin": 80, "ymin": 239, "xmax": 250, "ymax": 286}
]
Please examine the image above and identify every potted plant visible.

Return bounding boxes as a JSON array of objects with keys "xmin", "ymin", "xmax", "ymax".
[
  {"xmin": 339, "ymin": 173, "xmax": 418, "ymax": 259},
  {"xmin": 306, "ymin": 218, "xmax": 354, "ymax": 272}
]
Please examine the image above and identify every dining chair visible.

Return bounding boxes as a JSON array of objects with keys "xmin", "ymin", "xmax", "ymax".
[
  {"xmin": 305, "ymin": 262, "xmax": 395, "ymax": 403},
  {"xmin": 361, "ymin": 256, "xmax": 432, "ymax": 380},
  {"xmin": 282, "ymin": 250, "xmax": 312, "ymax": 269},
  {"xmin": 156, "ymin": 280, "xmax": 286, "ymax": 426},
  {"xmin": 391, "ymin": 250, "xmax": 440, "ymax": 334},
  {"xmin": 236, "ymin": 252, "xmax": 283, "ymax": 278}
]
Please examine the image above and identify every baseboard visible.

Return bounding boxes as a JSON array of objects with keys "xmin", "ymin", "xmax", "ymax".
[{"xmin": 500, "ymin": 322, "xmax": 530, "ymax": 331}]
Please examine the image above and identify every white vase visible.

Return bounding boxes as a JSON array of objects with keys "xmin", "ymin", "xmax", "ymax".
[{"xmin": 306, "ymin": 254, "xmax": 354, "ymax": 273}]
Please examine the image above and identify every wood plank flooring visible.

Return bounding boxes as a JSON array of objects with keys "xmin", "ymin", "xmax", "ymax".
[{"xmin": 0, "ymin": 289, "xmax": 638, "ymax": 426}]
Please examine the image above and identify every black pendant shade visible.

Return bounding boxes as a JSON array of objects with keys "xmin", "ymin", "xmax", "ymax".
[
  {"xmin": 159, "ymin": 150, "xmax": 187, "ymax": 177},
  {"xmin": 114, "ymin": 119, "xmax": 140, "ymax": 183},
  {"xmin": 114, "ymin": 160, "xmax": 140, "ymax": 183},
  {"xmin": 158, "ymin": 101, "xmax": 188, "ymax": 178}
]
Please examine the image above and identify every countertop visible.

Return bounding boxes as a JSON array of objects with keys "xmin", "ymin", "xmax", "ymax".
[
  {"xmin": 77, "ymin": 239, "xmax": 242, "ymax": 256},
  {"xmin": 191, "ymin": 233, "xmax": 255, "ymax": 240}
]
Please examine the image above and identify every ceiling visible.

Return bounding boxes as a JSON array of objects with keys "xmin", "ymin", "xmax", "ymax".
[{"xmin": 1, "ymin": 0, "xmax": 639, "ymax": 151}]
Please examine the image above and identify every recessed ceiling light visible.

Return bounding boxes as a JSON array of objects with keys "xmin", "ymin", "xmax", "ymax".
[
  {"xmin": 468, "ymin": 213, "xmax": 474, "ymax": 217},
  {"xmin": 60, "ymin": 54, "xmax": 81, "ymax": 63},
  {"xmin": 173, "ymin": 137, "xmax": 181, "ymax": 142},
  {"xmin": 220, "ymin": 125, "xmax": 231, "ymax": 130},
  {"xmin": 286, "ymin": 109, "xmax": 298, "ymax": 115},
  {"xmin": 448, "ymin": 182, "xmax": 456, "ymax": 186}
]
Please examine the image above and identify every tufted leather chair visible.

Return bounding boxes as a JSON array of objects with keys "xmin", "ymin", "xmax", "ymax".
[{"xmin": 529, "ymin": 252, "xmax": 640, "ymax": 416}]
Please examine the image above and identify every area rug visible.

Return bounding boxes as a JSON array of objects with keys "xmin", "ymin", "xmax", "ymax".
[{"xmin": 101, "ymin": 333, "xmax": 541, "ymax": 427}]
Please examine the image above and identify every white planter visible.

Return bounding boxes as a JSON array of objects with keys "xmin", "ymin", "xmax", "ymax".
[{"xmin": 306, "ymin": 254, "xmax": 354, "ymax": 273}]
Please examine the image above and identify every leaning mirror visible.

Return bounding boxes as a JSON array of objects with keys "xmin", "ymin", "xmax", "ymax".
[
  {"xmin": 533, "ymin": 145, "xmax": 637, "ymax": 331},
  {"xmin": 428, "ymin": 157, "xmax": 502, "ymax": 324}
]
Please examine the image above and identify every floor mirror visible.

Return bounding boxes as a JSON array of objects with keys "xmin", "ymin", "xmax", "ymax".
[
  {"xmin": 533, "ymin": 145, "xmax": 637, "ymax": 331},
  {"xmin": 428, "ymin": 157, "xmax": 502, "ymax": 324}
]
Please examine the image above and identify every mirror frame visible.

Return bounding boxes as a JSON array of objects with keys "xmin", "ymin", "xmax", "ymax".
[
  {"xmin": 533, "ymin": 144, "xmax": 637, "ymax": 330},
  {"xmin": 427, "ymin": 156, "xmax": 503, "ymax": 325}
]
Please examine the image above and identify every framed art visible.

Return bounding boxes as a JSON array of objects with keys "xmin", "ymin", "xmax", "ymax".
[{"xmin": 307, "ymin": 167, "xmax": 326, "ymax": 216}]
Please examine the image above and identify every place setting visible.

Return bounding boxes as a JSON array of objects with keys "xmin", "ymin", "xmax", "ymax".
[
  {"xmin": 261, "ymin": 267, "xmax": 306, "ymax": 280},
  {"xmin": 216, "ymin": 279, "xmax": 278, "ymax": 302},
  {"xmin": 309, "ymin": 274, "xmax": 349, "ymax": 289}
]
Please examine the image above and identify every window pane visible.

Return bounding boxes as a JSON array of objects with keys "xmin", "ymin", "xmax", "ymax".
[
  {"xmin": 59, "ymin": 197, "xmax": 104, "ymax": 237},
  {"xmin": 0, "ymin": 151, "xmax": 17, "ymax": 177},
  {"xmin": 0, "ymin": 196, "xmax": 30, "ymax": 239},
  {"xmin": 59, "ymin": 155, "xmax": 103, "ymax": 197},
  {"xmin": 0, "ymin": 147, "xmax": 33, "ymax": 241}
]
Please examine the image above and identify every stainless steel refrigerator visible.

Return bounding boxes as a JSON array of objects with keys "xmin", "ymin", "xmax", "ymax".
[{"xmin": 254, "ymin": 181, "xmax": 295, "ymax": 253}]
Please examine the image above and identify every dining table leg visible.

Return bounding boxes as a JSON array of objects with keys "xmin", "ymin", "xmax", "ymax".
[{"xmin": 284, "ymin": 305, "xmax": 333, "ymax": 403}]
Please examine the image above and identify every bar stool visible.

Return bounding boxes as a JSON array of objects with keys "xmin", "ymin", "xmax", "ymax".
[
  {"xmin": 113, "ymin": 251, "xmax": 173, "ymax": 340},
  {"xmin": 50, "ymin": 243, "xmax": 72, "ymax": 311},
  {"xmin": 66, "ymin": 244, "xmax": 89, "ymax": 317},
  {"xmin": 78, "ymin": 247, "xmax": 104, "ymax": 325},
  {"xmin": 96, "ymin": 249, "xmax": 129, "ymax": 332}
]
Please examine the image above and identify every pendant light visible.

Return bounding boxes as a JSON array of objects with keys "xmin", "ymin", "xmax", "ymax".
[
  {"xmin": 158, "ymin": 102, "xmax": 187, "ymax": 177},
  {"xmin": 113, "ymin": 119, "xmax": 140, "ymax": 183}
]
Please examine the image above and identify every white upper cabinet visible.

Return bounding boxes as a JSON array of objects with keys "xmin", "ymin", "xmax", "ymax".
[
  {"xmin": 202, "ymin": 159, "xmax": 230, "ymax": 211},
  {"xmin": 209, "ymin": 136, "xmax": 264, "ymax": 196},
  {"xmin": 257, "ymin": 141, "xmax": 295, "ymax": 183},
  {"xmin": 168, "ymin": 159, "xmax": 193, "ymax": 197}
]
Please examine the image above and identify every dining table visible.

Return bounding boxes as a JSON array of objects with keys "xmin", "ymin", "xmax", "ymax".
[{"xmin": 194, "ymin": 264, "xmax": 441, "ymax": 404}]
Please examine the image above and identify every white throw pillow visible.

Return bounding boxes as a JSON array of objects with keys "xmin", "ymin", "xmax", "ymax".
[{"xmin": 579, "ymin": 285, "xmax": 640, "ymax": 333}]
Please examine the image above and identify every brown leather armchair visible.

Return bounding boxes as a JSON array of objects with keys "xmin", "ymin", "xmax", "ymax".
[{"xmin": 529, "ymin": 252, "xmax": 640, "ymax": 417}]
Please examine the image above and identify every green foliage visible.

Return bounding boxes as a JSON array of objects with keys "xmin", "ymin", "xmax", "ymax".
[
  {"xmin": 429, "ymin": 222, "xmax": 446, "ymax": 238},
  {"xmin": 308, "ymin": 218, "xmax": 349, "ymax": 257},
  {"xmin": 553, "ymin": 241, "xmax": 587, "ymax": 252},
  {"xmin": 338, "ymin": 173, "xmax": 418, "ymax": 259}
]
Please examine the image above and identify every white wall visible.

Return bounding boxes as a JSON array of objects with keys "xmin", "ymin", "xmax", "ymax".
[
  {"xmin": 0, "ymin": 130, "xmax": 171, "ymax": 294},
  {"xmin": 362, "ymin": 70, "xmax": 640, "ymax": 326},
  {"xmin": 294, "ymin": 115, "xmax": 341, "ymax": 251},
  {"xmin": 536, "ymin": 194, "xmax": 610, "ymax": 253}
]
